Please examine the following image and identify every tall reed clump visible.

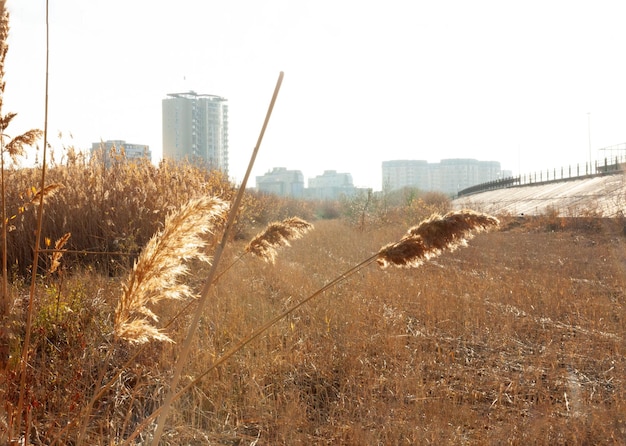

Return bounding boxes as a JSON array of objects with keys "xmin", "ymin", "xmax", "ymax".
[
  {"xmin": 1, "ymin": 151, "xmax": 239, "ymax": 277},
  {"xmin": 115, "ymin": 196, "xmax": 229, "ymax": 344}
]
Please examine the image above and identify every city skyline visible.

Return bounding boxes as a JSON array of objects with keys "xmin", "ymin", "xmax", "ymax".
[
  {"xmin": 5, "ymin": 1, "xmax": 626, "ymax": 191},
  {"xmin": 257, "ymin": 157, "xmax": 509, "ymax": 197}
]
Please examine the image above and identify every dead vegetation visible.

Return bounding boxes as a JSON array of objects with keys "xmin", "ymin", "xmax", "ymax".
[{"xmin": 3, "ymin": 211, "xmax": 625, "ymax": 444}]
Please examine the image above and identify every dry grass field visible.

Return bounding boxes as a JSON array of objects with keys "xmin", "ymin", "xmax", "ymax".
[
  {"xmin": 4, "ymin": 207, "xmax": 625, "ymax": 445},
  {"xmin": 162, "ymin": 215, "xmax": 625, "ymax": 445}
]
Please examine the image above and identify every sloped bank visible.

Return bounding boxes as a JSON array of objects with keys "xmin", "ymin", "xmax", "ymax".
[{"xmin": 452, "ymin": 172, "xmax": 626, "ymax": 216}]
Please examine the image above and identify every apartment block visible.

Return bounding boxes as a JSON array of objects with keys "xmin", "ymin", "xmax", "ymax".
[{"xmin": 162, "ymin": 91, "xmax": 229, "ymax": 174}]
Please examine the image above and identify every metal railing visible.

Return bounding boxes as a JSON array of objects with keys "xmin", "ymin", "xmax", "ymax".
[{"xmin": 457, "ymin": 155, "xmax": 626, "ymax": 197}]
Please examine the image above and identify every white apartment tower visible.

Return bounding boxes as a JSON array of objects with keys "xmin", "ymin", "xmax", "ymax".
[{"xmin": 162, "ymin": 91, "xmax": 229, "ymax": 174}]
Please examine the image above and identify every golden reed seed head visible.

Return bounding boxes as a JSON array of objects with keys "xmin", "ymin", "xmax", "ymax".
[
  {"xmin": 6, "ymin": 129, "xmax": 44, "ymax": 161},
  {"xmin": 377, "ymin": 209, "xmax": 499, "ymax": 268},
  {"xmin": 376, "ymin": 236, "xmax": 429, "ymax": 269},
  {"xmin": 115, "ymin": 196, "xmax": 229, "ymax": 344},
  {"xmin": 49, "ymin": 232, "xmax": 71, "ymax": 274},
  {"xmin": 245, "ymin": 217, "xmax": 314, "ymax": 264},
  {"xmin": 30, "ymin": 183, "xmax": 63, "ymax": 205}
]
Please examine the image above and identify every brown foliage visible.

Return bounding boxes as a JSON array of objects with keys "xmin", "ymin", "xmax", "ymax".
[{"xmin": 2, "ymin": 214, "xmax": 625, "ymax": 444}]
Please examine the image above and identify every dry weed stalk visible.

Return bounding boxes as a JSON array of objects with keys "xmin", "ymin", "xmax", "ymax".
[
  {"xmin": 114, "ymin": 196, "xmax": 228, "ymax": 344},
  {"xmin": 148, "ymin": 72, "xmax": 285, "ymax": 446},
  {"xmin": 245, "ymin": 216, "xmax": 314, "ymax": 263},
  {"xmin": 377, "ymin": 209, "xmax": 499, "ymax": 268},
  {"xmin": 0, "ymin": 1, "xmax": 46, "ymax": 440}
]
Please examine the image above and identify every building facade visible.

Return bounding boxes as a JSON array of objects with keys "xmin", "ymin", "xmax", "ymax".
[
  {"xmin": 307, "ymin": 170, "xmax": 356, "ymax": 200},
  {"xmin": 382, "ymin": 158, "xmax": 502, "ymax": 195},
  {"xmin": 381, "ymin": 160, "xmax": 430, "ymax": 191},
  {"xmin": 162, "ymin": 91, "xmax": 229, "ymax": 174},
  {"xmin": 256, "ymin": 167, "xmax": 305, "ymax": 198},
  {"xmin": 90, "ymin": 140, "xmax": 152, "ymax": 166}
]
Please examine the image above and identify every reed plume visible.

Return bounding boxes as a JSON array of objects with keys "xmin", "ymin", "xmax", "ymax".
[
  {"xmin": 377, "ymin": 209, "xmax": 499, "ymax": 268},
  {"xmin": 49, "ymin": 232, "xmax": 70, "ymax": 274},
  {"xmin": 115, "ymin": 196, "xmax": 228, "ymax": 344},
  {"xmin": 29, "ymin": 183, "xmax": 62, "ymax": 205},
  {"xmin": 245, "ymin": 216, "xmax": 314, "ymax": 263},
  {"xmin": 5, "ymin": 129, "xmax": 43, "ymax": 161}
]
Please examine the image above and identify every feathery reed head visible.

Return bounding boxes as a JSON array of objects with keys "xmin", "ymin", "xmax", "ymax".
[
  {"xmin": 376, "ymin": 209, "xmax": 498, "ymax": 268},
  {"xmin": 245, "ymin": 217, "xmax": 314, "ymax": 264},
  {"xmin": 407, "ymin": 209, "xmax": 499, "ymax": 251},
  {"xmin": 6, "ymin": 129, "xmax": 43, "ymax": 161},
  {"xmin": 49, "ymin": 232, "xmax": 71, "ymax": 274},
  {"xmin": 30, "ymin": 183, "xmax": 63, "ymax": 205},
  {"xmin": 115, "ymin": 196, "xmax": 229, "ymax": 344}
]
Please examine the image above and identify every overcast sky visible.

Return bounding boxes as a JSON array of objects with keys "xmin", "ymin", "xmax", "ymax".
[{"xmin": 5, "ymin": 1, "xmax": 626, "ymax": 190}]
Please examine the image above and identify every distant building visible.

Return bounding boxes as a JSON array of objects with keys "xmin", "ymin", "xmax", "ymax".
[
  {"xmin": 382, "ymin": 158, "xmax": 502, "ymax": 195},
  {"xmin": 307, "ymin": 170, "xmax": 357, "ymax": 200},
  {"xmin": 256, "ymin": 167, "xmax": 305, "ymax": 197},
  {"xmin": 90, "ymin": 140, "xmax": 151, "ymax": 166},
  {"xmin": 382, "ymin": 160, "xmax": 430, "ymax": 191},
  {"xmin": 162, "ymin": 91, "xmax": 229, "ymax": 174}
]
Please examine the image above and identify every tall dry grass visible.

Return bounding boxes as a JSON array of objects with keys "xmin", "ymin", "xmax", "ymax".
[
  {"xmin": 103, "ymin": 215, "xmax": 623, "ymax": 445},
  {"xmin": 114, "ymin": 209, "xmax": 497, "ymax": 444},
  {"xmin": 2, "ymin": 182, "xmax": 625, "ymax": 444},
  {"xmin": 1, "ymin": 146, "xmax": 323, "ymax": 280}
]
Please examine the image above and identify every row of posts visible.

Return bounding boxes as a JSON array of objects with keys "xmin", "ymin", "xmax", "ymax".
[
  {"xmin": 520, "ymin": 156, "xmax": 624, "ymax": 185},
  {"xmin": 458, "ymin": 156, "xmax": 626, "ymax": 197}
]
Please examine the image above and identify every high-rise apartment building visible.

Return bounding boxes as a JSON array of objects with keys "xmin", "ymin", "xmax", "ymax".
[{"xmin": 162, "ymin": 91, "xmax": 229, "ymax": 174}]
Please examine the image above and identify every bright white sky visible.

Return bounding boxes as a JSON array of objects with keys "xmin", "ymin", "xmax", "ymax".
[{"xmin": 5, "ymin": 1, "xmax": 626, "ymax": 191}]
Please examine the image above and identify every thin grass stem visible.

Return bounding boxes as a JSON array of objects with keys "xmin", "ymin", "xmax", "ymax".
[
  {"xmin": 149, "ymin": 71, "xmax": 284, "ymax": 445},
  {"xmin": 15, "ymin": 0, "xmax": 50, "ymax": 436}
]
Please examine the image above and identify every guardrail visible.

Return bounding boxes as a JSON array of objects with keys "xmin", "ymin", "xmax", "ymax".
[{"xmin": 457, "ymin": 156, "xmax": 626, "ymax": 197}]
